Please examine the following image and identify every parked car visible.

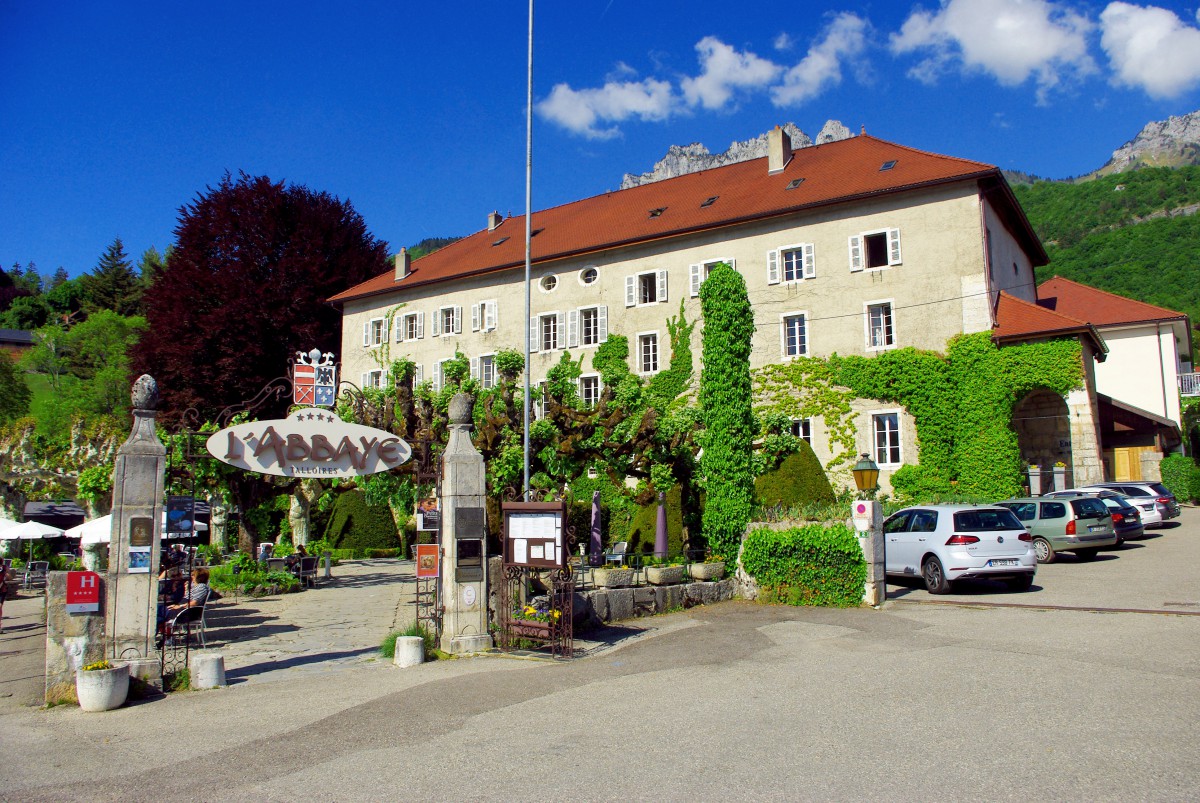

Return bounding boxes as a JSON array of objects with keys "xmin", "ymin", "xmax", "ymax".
[
  {"xmin": 1043, "ymin": 489, "xmax": 1144, "ymax": 542},
  {"xmin": 997, "ymin": 496, "xmax": 1118, "ymax": 563},
  {"xmin": 1072, "ymin": 482, "xmax": 1180, "ymax": 528},
  {"xmin": 882, "ymin": 505, "xmax": 1036, "ymax": 594}
]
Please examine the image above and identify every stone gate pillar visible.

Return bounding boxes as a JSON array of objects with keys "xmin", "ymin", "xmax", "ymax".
[
  {"xmin": 438, "ymin": 393, "xmax": 493, "ymax": 655},
  {"xmin": 105, "ymin": 375, "xmax": 166, "ymax": 666}
]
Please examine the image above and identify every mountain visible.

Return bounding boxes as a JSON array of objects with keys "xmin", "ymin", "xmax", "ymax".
[
  {"xmin": 620, "ymin": 121, "xmax": 853, "ymax": 189},
  {"xmin": 1090, "ymin": 110, "xmax": 1200, "ymax": 178}
]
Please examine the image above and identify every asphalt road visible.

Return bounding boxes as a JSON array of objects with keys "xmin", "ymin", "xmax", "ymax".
[{"xmin": 2, "ymin": 510, "xmax": 1198, "ymax": 801}]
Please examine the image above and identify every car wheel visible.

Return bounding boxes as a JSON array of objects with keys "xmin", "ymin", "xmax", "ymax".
[
  {"xmin": 1075, "ymin": 548, "xmax": 1100, "ymax": 561},
  {"xmin": 922, "ymin": 556, "xmax": 952, "ymax": 594},
  {"xmin": 1033, "ymin": 537, "xmax": 1055, "ymax": 564},
  {"xmin": 1005, "ymin": 574, "xmax": 1034, "ymax": 592}
]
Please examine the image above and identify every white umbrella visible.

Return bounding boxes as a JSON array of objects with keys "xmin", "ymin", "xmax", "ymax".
[
  {"xmin": 65, "ymin": 515, "xmax": 113, "ymax": 545},
  {"xmin": 5, "ymin": 520, "xmax": 65, "ymax": 562},
  {"xmin": 0, "ymin": 517, "xmax": 20, "ymax": 533}
]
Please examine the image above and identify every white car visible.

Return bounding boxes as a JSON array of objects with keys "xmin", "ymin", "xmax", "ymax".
[
  {"xmin": 883, "ymin": 505, "xmax": 1037, "ymax": 594},
  {"xmin": 1071, "ymin": 482, "xmax": 1179, "ymax": 527}
]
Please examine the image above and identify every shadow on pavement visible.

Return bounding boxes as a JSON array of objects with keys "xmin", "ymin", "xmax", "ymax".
[{"xmin": 224, "ymin": 646, "xmax": 379, "ymax": 683}]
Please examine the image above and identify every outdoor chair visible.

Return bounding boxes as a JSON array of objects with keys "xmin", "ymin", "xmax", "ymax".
[
  {"xmin": 265, "ymin": 557, "xmax": 288, "ymax": 574},
  {"xmin": 605, "ymin": 541, "xmax": 628, "ymax": 565},
  {"xmin": 297, "ymin": 556, "xmax": 319, "ymax": 588},
  {"xmin": 23, "ymin": 561, "xmax": 49, "ymax": 590},
  {"xmin": 165, "ymin": 596, "xmax": 208, "ymax": 648}
]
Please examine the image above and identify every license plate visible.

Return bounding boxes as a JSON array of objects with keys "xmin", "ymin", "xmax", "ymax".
[
  {"xmin": 1088, "ymin": 525, "xmax": 1106, "ymax": 532},
  {"xmin": 988, "ymin": 559, "xmax": 1018, "ymax": 567}
]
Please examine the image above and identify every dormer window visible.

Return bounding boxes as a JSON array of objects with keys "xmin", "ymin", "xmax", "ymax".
[
  {"xmin": 649, "ymin": 207, "xmax": 666, "ymax": 218},
  {"xmin": 880, "ymin": 160, "xmax": 897, "ymax": 171},
  {"xmin": 786, "ymin": 178, "xmax": 805, "ymax": 190}
]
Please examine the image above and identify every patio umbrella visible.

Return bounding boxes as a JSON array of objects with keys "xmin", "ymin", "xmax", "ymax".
[
  {"xmin": 589, "ymin": 491, "xmax": 603, "ymax": 567},
  {"xmin": 0, "ymin": 517, "xmax": 20, "ymax": 533},
  {"xmin": 5, "ymin": 520, "xmax": 65, "ymax": 561},
  {"xmin": 655, "ymin": 492, "xmax": 668, "ymax": 558},
  {"xmin": 65, "ymin": 515, "xmax": 113, "ymax": 545}
]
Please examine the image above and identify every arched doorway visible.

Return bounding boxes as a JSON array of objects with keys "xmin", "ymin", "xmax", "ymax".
[{"xmin": 1012, "ymin": 388, "xmax": 1072, "ymax": 493}]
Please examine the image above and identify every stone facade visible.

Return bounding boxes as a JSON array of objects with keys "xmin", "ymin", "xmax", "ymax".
[{"xmin": 44, "ymin": 572, "xmax": 106, "ymax": 705}]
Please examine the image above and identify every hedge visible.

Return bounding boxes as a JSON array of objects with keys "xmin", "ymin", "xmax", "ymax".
[
  {"xmin": 1159, "ymin": 453, "xmax": 1200, "ymax": 503},
  {"xmin": 740, "ymin": 523, "xmax": 866, "ymax": 607},
  {"xmin": 754, "ymin": 444, "xmax": 835, "ymax": 508}
]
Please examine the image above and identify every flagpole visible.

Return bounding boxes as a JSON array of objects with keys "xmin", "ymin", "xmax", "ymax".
[{"xmin": 522, "ymin": 0, "xmax": 534, "ymax": 502}]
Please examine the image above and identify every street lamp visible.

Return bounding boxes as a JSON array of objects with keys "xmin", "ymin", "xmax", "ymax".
[{"xmin": 851, "ymin": 453, "xmax": 879, "ymax": 498}]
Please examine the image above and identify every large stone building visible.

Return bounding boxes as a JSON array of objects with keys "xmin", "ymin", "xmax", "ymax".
[{"xmin": 330, "ymin": 129, "xmax": 1128, "ymax": 490}]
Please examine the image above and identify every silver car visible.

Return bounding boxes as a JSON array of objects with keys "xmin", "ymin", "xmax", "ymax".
[
  {"xmin": 883, "ymin": 505, "xmax": 1037, "ymax": 594},
  {"xmin": 1073, "ymin": 482, "xmax": 1180, "ymax": 528}
]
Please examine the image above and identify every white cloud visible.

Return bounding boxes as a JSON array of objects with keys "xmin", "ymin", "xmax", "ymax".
[
  {"xmin": 771, "ymin": 13, "xmax": 869, "ymax": 106},
  {"xmin": 890, "ymin": 0, "xmax": 1095, "ymax": 102},
  {"xmin": 680, "ymin": 37, "xmax": 782, "ymax": 110},
  {"xmin": 773, "ymin": 32, "xmax": 794, "ymax": 51},
  {"xmin": 536, "ymin": 78, "xmax": 676, "ymax": 140},
  {"xmin": 1100, "ymin": 2, "xmax": 1200, "ymax": 98}
]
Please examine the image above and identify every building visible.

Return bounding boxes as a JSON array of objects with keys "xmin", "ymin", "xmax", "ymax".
[
  {"xmin": 0, "ymin": 328, "xmax": 33, "ymax": 360},
  {"xmin": 331, "ymin": 129, "xmax": 1066, "ymax": 490}
]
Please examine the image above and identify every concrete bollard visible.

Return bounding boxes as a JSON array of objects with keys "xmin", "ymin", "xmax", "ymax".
[
  {"xmin": 191, "ymin": 652, "xmax": 228, "ymax": 689},
  {"xmin": 322, "ymin": 551, "xmax": 332, "ymax": 580},
  {"xmin": 393, "ymin": 636, "xmax": 425, "ymax": 668}
]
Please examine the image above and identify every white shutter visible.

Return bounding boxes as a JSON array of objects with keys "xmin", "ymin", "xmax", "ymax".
[
  {"xmin": 780, "ymin": 319, "xmax": 788, "ymax": 360},
  {"xmin": 381, "ymin": 317, "xmax": 390, "ymax": 344},
  {"xmin": 689, "ymin": 264, "xmax": 702, "ymax": 297},
  {"xmin": 556, "ymin": 312, "xmax": 566, "ymax": 349},
  {"xmin": 413, "ymin": 364, "xmax": 423, "ymax": 385},
  {"xmin": 803, "ymin": 244, "xmax": 815, "ymax": 278},
  {"xmin": 484, "ymin": 300, "xmax": 497, "ymax": 331},
  {"xmin": 361, "ymin": 372, "xmax": 369, "ymax": 387},
  {"xmin": 470, "ymin": 356, "xmax": 480, "ymax": 380},
  {"xmin": 849, "ymin": 235, "xmax": 863, "ymax": 272},
  {"xmin": 567, "ymin": 309, "xmax": 579, "ymax": 348},
  {"xmin": 529, "ymin": 317, "xmax": 540, "ymax": 352},
  {"xmin": 453, "ymin": 306, "xmax": 462, "ymax": 334},
  {"xmin": 416, "ymin": 312, "xmax": 424, "ymax": 339},
  {"xmin": 362, "ymin": 322, "xmax": 370, "ymax": 347},
  {"xmin": 395, "ymin": 318, "xmax": 404, "ymax": 342},
  {"xmin": 625, "ymin": 275, "xmax": 636, "ymax": 307},
  {"xmin": 434, "ymin": 362, "xmax": 444, "ymax": 393},
  {"xmin": 767, "ymin": 250, "xmax": 780, "ymax": 285},
  {"xmin": 597, "ymin": 305, "xmax": 608, "ymax": 343},
  {"xmin": 432, "ymin": 308, "xmax": 442, "ymax": 336},
  {"xmin": 887, "ymin": 228, "xmax": 902, "ymax": 265},
  {"xmin": 726, "ymin": 258, "xmax": 736, "ymax": 270},
  {"xmin": 657, "ymin": 270, "xmax": 668, "ymax": 303},
  {"xmin": 471, "ymin": 303, "xmax": 481, "ymax": 332}
]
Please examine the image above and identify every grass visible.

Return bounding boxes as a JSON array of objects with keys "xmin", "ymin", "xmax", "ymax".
[{"xmin": 380, "ymin": 622, "xmax": 438, "ymax": 661}]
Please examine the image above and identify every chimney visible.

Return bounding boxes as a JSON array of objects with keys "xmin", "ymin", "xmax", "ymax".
[
  {"xmin": 488, "ymin": 211, "xmax": 503, "ymax": 231},
  {"xmin": 394, "ymin": 247, "xmax": 410, "ymax": 281},
  {"xmin": 768, "ymin": 126, "xmax": 793, "ymax": 174}
]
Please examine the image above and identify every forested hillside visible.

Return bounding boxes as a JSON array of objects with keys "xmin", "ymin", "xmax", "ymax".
[{"xmin": 1015, "ymin": 166, "xmax": 1200, "ymax": 356}]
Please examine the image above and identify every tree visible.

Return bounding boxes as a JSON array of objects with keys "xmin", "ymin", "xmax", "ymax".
[
  {"xmin": 82, "ymin": 238, "xmax": 141, "ymax": 316},
  {"xmin": 138, "ymin": 246, "xmax": 169, "ymax": 292},
  {"xmin": 47, "ymin": 267, "xmax": 70, "ymax": 291},
  {"xmin": 131, "ymin": 172, "xmax": 390, "ymax": 426},
  {"xmin": 0, "ymin": 351, "xmax": 31, "ymax": 424},
  {"xmin": 0, "ymin": 294, "xmax": 51, "ymax": 329},
  {"xmin": 698, "ymin": 263, "xmax": 756, "ymax": 562}
]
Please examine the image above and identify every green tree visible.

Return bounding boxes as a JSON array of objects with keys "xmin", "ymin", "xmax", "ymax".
[
  {"xmin": 82, "ymin": 238, "xmax": 142, "ymax": 316},
  {"xmin": 139, "ymin": 246, "xmax": 168, "ymax": 291},
  {"xmin": 698, "ymin": 263, "xmax": 756, "ymax": 561},
  {"xmin": 20, "ymin": 324, "xmax": 72, "ymax": 391},
  {"xmin": 0, "ymin": 351, "xmax": 31, "ymax": 424},
  {"xmin": 0, "ymin": 294, "xmax": 51, "ymax": 329}
]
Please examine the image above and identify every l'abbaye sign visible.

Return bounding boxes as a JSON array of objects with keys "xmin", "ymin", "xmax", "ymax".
[{"xmin": 206, "ymin": 409, "xmax": 411, "ymax": 478}]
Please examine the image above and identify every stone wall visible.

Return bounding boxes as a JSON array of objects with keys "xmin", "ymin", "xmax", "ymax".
[
  {"xmin": 44, "ymin": 572, "xmax": 107, "ymax": 705},
  {"xmin": 580, "ymin": 579, "xmax": 735, "ymax": 624}
]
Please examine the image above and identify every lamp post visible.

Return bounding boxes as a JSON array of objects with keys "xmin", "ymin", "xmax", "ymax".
[{"xmin": 850, "ymin": 452, "xmax": 884, "ymax": 607}]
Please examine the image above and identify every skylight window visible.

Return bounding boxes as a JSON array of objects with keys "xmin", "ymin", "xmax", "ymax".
[
  {"xmin": 492, "ymin": 237, "xmax": 509, "ymax": 247},
  {"xmin": 649, "ymin": 207, "xmax": 666, "ymax": 218},
  {"xmin": 880, "ymin": 160, "xmax": 897, "ymax": 171},
  {"xmin": 786, "ymin": 178, "xmax": 805, "ymax": 190},
  {"xmin": 701, "ymin": 196, "xmax": 718, "ymax": 208}
]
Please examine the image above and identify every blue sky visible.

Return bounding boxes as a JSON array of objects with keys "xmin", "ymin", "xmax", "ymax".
[{"xmin": 3, "ymin": 0, "xmax": 1200, "ymax": 279}]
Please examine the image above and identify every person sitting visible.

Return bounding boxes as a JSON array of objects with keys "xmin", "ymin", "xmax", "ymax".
[
  {"xmin": 166, "ymin": 568, "xmax": 210, "ymax": 618},
  {"xmin": 284, "ymin": 544, "xmax": 308, "ymax": 572}
]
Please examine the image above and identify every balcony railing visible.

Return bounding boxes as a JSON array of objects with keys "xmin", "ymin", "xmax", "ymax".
[{"xmin": 1181, "ymin": 372, "xmax": 1200, "ymax": 397}]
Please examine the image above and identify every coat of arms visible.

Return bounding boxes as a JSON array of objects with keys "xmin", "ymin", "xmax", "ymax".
[{"xmin": 293, "ymin": 349, "xmax": 338, "ymax": 407}]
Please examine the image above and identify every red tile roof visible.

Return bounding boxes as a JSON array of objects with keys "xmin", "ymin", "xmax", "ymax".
[
  {"xmin": 331, "ymin": 133, "xmax": 1039, "ymax": 304},
  {"xmin": 993, "ymin": 291, "xmax": 1107, "ymax": 356},
  {"xmin": 1037, "ymin": 276, "xmax": 1188, "ymax": 327}
]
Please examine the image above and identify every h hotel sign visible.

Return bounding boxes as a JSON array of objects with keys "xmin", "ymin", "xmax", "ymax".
[{"xmin": 66, "ymin": 571, "xmax": 102, "ymax": 613}]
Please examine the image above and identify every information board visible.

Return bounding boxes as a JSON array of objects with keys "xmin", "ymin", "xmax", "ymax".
[{"xmin": 502, "ymin": 501, "xmax": 566, "ymax": 569}]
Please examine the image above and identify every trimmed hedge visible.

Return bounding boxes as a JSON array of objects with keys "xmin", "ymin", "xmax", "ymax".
[
  {"xmin": 740, "ymin": 523, "xmax": 866, "ymax": 607},
  {"xmin": 626, "ymin": 485, "xmax": 685, "ymax": 556},
  {"xmin": 1160, "ymin": 453, "xmax": 1200, "ymax": 503},
  {"xmin": 324, "ymin": 490, "xmax": 401, "ymax": 552},
  {"xmin": 754, "ymin": 444, "xmax": 835, "ymax": 508}
]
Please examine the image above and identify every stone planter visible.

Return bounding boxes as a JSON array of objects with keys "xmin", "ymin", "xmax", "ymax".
[
  {"xmin": 644, "ymin": 565, "xmax": 685, "ymax": 586},
  {"xmin": 75, "ymin": 663, "xmax": 130, "ymax": 712},
  {"xmin": 593, "ymin": 567, "xmax": 635, "ymax": 588},
  {"xmin": 688, "ymin": 561, "xmax": 726, "ymax": 581}
]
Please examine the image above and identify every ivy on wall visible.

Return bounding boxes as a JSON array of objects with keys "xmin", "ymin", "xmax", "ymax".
[
  {"xmin": 753, "ymin": 332, "xmax": 1084, "ymax": 500},
  {"xmin": 740, "ymin": 523, "xmax": 866, "ymax": 607}
]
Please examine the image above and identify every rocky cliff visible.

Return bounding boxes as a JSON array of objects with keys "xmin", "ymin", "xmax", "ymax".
[
  {"xmin": 1093, "ymin": 110, "xmax": 1200, "ymax": 177},
  {"xmin": 620, "ymin": 121, "xmax": 854, "ymax": 189}
]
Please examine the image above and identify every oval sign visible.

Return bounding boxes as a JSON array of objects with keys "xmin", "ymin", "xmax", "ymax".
[{"xmin": 206, "ymin": 409, "xmax": 411, "ymax": 478}]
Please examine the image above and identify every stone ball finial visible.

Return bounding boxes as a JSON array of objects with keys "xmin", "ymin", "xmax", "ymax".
[
  {"xmin": 448, "ymin": 393, "xmax": 474, "ymax": 426},
  {"xmin": 131, "ymin": 375, "xmax": 160, "ymax": 411}
]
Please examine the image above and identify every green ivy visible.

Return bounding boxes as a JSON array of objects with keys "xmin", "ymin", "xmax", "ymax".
[
  {"xmin": 740, "ymin": 523, "xmax": 866, "ymax": 607},
  {"xmin": 1160, "ymin": 453, "xmax": 1200, "ymax": 503}
]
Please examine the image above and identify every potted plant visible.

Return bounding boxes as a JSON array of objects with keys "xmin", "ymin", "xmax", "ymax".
[
  {"xmin": 643, "ymin": 556, "xmax": 686, "ymax": 586},
  {"xmin": 511, "ymin": 602, "xmax": 562, "ymax": 637},
  {"xmin": 592, "ymin": 564, "xmax": 636, "ymax": 588},
  {"xmin": 688, "ymin": 555, "xmax": 726, "ymax": 581},
  {"xmin": 76, "ymin": 659, "xmax": 130, "ymax": 712}
]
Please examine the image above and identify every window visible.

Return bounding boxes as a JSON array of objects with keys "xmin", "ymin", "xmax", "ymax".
[
  {"xmin": 625, "ymin": 270, "xmax": 668, "ymax": 307},
  {"xmin": 398, "ymin": 312, "xmax": 423, "ymax": 342},
  {"xmin": 579, "ymin": 374, "xmax": 601, "ymax": 407},
  {"xmin": 866, "ymin": 302, "xmax": 895, "ymax": 350},
  {"xmin": 362, "ymin": 369, "xmax": 384, "ymax": 389},
  {"xmin": 432, "ymin": 359, "xmax": 457, "ymax": 393},
  {"xmin": 638, "ymin": 333, "xmax": 659, "ymax": 374},
  {"xmin": 1040, "ymin": 502, "xmax": 1067, "ymax": 519},
  {"xmin": 579, "ymin": 267, "xmax": 598, "ymax": 285},
  {"xmin": 432, "ymin": 305, "xmax": 462, "ymax": 337},
  {"xmin": 472, "ymin": 354, "xmax": 496, "ymax": 389},
  {"xmin": 781, "ymin": 312, "xmax": 808, "ymax": 358},
  {"xmin": 541, "ymin": 315, "xmax": 558, "ymax": 351},
  {"xmin": 529, "ymin": 312, "xmax": 564, "ymax": 352},
  {"xmin": 791, "ymin": 418, "xmax": 811, "ymax": 444},
  {"xmin": 688, "ymin": 258, "xmax": 735, "ymax": 297},
  {"xmin": 539, "ymin": 275, "xmax": 557, "ymax": 292},
  {"xmin": 362, "ymin": 317, "xmax": 388, "ymax": 347},
  {"xmin": 872, "ymin": 412, "xmax": 901, "ymax": 466},
  {"xmin": 768, "ymin": 244, "xmax": 814, "ymax": 284},
  {"xmin": 568, "ymin": 305, "xmax": 608, "ymax": 347},
  {"xmin": 849, "ymin": 228, "xmax": 901, "ymax": 271},
  {"xmin": 471, "ymin": 300, "xmax": 497, "ymax": 332}
]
